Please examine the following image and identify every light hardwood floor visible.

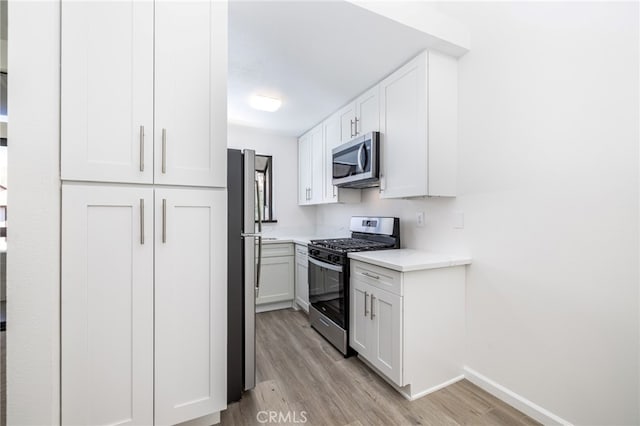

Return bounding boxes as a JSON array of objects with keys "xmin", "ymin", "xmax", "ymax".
[
  {"xmin": 1, "ymin": 331, "xmax": 5, "ymax": 426},
  {"xmin": 221, "ymin": 309, "xmax": 540, "ymax": 426}
]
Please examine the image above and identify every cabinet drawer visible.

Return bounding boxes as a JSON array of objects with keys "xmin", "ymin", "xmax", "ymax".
[
  {"xmin": 351, "ymin": 260, "xmax": 402, "ymax": 296},
  {"xmin": 295, "ymin": 244, "xmax": 308, "ymax": 262},
  {"xmin": 260, "ymin": 243, "xmax": 294, "ymax": 258}
]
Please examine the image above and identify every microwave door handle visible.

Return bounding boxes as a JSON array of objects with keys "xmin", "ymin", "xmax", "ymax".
[{"xmin": 357, "ymin": 144, "xmax": 366, "ymax": 173}]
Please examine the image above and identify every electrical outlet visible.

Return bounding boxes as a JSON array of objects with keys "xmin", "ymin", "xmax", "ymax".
[
  {"xmin": 416, "ymin": 211, "xmax": 425, "ymax": 228},
  {"xmin": 453, "ymin": 210, "xmax": 464, "ymax": 229}
]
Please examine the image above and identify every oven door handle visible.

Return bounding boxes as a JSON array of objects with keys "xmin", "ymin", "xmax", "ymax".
[{"xmin": 308, "ymin": 256, "xmax": 343, "ymax": 272}]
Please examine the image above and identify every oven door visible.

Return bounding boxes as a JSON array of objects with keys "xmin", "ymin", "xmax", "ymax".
[{"xmin": 308, "ymin": 256, "xmax": 345, "ymax": 328}]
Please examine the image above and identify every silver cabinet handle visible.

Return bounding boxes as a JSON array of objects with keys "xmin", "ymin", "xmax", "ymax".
[
  {"xmin": 354, "ymin": 117, "xmax": 359, "ymax": 136},
  {"xmin": 364, "ymin": 291, "xmax": 369, "ymax": 317},
  {"xmin": 333, "ymin": 185, "xmax": 336, "ymax": 198},
  {"xmin": 371, "ymin": 294, "xmax": 376, "ymax": 320},
  {"xmin": 161, "ymin": 128, "xmax": 167, "ymax": 174},
  {"xmin": 139, "ymin": 198, "xmax": 144, "ymax": 245},
  {"xmin": 362, "ymin": 271, "xmax": 380, "ymax": 280},
  {"xmin": 162, "ymin": 198, "xmax": 167, "ymax": 243},
  {"xmin": 139, "ymin": 125, "xmax": 145, "ymax": 172},
  {"xmin": 350, "ymin": 119, "xmax": 354, "ymax": 138}
]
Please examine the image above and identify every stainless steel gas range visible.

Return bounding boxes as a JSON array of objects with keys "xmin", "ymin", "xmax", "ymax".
[{"xmin": 307, "ymin": 216, "xmax": 400, "ymax": 356}]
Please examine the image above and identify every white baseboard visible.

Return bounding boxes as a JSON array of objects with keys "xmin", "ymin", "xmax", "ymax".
[
  {"xmin": 407, "ymin": 375, "xmax": 465, "ymax": 401},
  {"xmin": 463, "ymin": 366, "xmax": 572, "ymax": 426},
  {"xmin": 295, "ymin": 298, "xmax": 309, "ymax": 313},
  {"xmin": 358, "ymin": 356, "xmax": 463, "ymax": 401},
  {"xmin": 256, "ymin": 300, "xmax": 294, "ymax": 313}
]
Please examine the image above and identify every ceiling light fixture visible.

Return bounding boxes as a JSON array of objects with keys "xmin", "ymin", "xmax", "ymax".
[{"xmin": 249, "ymin": 94, "xmax": 282, "ymax": 112}]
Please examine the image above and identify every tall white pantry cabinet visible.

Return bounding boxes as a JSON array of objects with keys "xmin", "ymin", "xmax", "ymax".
[{"xmin": 60, "ymin": 1, "xmax": 228, "ymax": 426}]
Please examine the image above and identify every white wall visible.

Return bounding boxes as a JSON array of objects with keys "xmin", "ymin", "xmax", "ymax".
[
  {"xmin": 228, "ymin": 123, "xmax": 316, "ymax": 236},
  {"xmin": 7, "ymin": 1, "xmax": 61, "ymax": 425},
  {"xmin": 318, "ymin": 2, "xmax": 639, "ymax": 424}
]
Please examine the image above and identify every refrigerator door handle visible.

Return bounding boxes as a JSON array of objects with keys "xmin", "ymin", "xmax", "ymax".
[
  {"xmin": 255, "ymin": 180, "xmax": 263, "ymax": 297},
  {"xmin": 241, "ymin": 232, "xmax": 262, "ymax": 238}
]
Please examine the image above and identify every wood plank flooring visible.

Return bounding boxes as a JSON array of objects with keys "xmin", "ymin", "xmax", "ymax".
[
  {"xmin": 1, "ymin": 330, "xmax": 5, "ymax": 426},
  {"xmin": 221, "ymin": 309, "xmax": 540, "ymax": 426}
]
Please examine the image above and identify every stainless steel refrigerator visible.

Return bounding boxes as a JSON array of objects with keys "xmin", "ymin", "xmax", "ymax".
[{"xmin": 227, "ymin": 148, "xmax": 262, "ymax": 403}]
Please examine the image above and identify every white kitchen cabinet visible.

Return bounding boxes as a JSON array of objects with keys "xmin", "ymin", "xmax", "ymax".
[
  {"xmin": 379, "ymin": 50, "xmax": 458, "ymax": 198},
  {"xmin": 350, "ymin": 274, "xmax": 402, "ymax": 386},
  {"xmin": 338, "ymin": 102, "xmax": 357, "ymax": 144},
  {"xmin": 337, "ymin": 85, "xmax": 380, "ymax": 144},
  {"xmin": 298, "ymin": 132, "xmax": 312, "ymax": 205},
  {"xmin": 354, "ymin": 85, "xmax": 380, "ymax": 137},
  {"xmin": 256, "ymin": 243, "xmax": 295, "ymax": 311},
  {"xmin": 61, "ymin": 1, "xmax": 228, "ymax": 425},
  {"xmin": 349, "ymin": 259, "xmax": 465, "ymax": 400},
  {"xmin": 297, "ymin": 124, "xmax": 324, "ymax": 205},
  {"xmin": 154, "ymin": 187, "xmax": 227, "ymax": 425},
  {"xmin": 322, "ymin": 113, "xmax": 361, "ymax": 204},
  {"xmin": 61, "ymin": 0, "xmax": 154, "ymax": 184},
  {"xmin": 350, "ymin": 278, "xmax": 371, "ymax": 355},
  {"xmin": 62, "ymin": 185, "xmax": 227, "ymax": 426},
  {"xmin": 154, "ymin": 0, "xmax": 227, "ymax": 188},
  {"xmin": 369, "ymin": 286, "xmax": 403, "ymax": 385},
  {"xmin": 294, "ymin": 244, "xmax": 309, "ymax": 312},
  {"xmin": 62, "ymin": 184, "xmax": 154, "ymax": 425},
  {"xmin": 62, "ymin": 0, "xmax": 227, "ymax": 188},
  {"xmin": 310, "ymin": 124, "xmax": 325, "ymax": 204}
]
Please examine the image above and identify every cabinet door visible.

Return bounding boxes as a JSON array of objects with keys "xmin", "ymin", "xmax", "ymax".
[
  {"xmin": 61, "ymin": 1, "xmax": 153, "ymax": 184},
  {"xmin": 370, "ymin": 287, "xmax": 403, "ymax": 386},
  {"xmin": 155, "ymin": 0, "xmax": 227, "ymax": 187},
  {"xmin": 298, "ymin": 133, "xmax": 312, "ymax": 205},
  {"xmin": 295, "ymin": 247, "xmax": 309, "ymax": 311},
  {"xmin": 349, "ymin": 279, "xmax": 371, "ymax": 356},
  {"xmin": 379, "ymin": 53, "xmax": 428, "ymax": 199},
  {"xmin": 355, "ymin": 85, "xmax": 379, "ymax": 136},
  {"xmin": 338, "ymin": 102, "xmax": 357, "ymax": 143},
  {"xmin": 62, "ymin": 184, "xmax": 153, "ymax": 426},
  {"xmin": 256, "ymin": 256, "xmax": 295, "ymax": 305},
  {"xmin": 323, "ymin": 114, "xmax": 340, "ymax": 202},
  {"xmin": 310, "ymin": 124, "xmax": 325, "ymax": 204},
  {"xmin": 154, "ymin": 188, "xmax": 226, "ymax": 425}
]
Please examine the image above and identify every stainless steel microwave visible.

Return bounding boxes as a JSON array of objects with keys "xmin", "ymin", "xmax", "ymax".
[{"xmin": 332, "ymin": 131, "xmax": 380, "ymax": 188}]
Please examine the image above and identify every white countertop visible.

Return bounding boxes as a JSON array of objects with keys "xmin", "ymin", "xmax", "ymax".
[
  {"xmin": 260, "ymin": 235, "xmax": 327, "ymax": 246},
  {"xmin": 348, "ymin": 249, "xmax": 471, "ymax": 272}
]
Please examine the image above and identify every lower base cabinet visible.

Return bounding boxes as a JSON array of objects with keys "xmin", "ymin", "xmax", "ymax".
[
  {"xmin": 349, "ymin": 260, "xmax": 465, "ymax": 399},
  {"xmin": 294, "ymin": 244, "xmax": 309, "ymax": 312},
  {"xmin": 256, "ymin": 243, "xmax": 294, "ymax": 311},
  {"xmin": 62, "ymin": 183, "xmax": 226, "ymax": 426}
]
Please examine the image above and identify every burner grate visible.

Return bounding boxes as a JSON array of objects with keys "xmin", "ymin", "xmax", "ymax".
[{"xmin": 310, "ymin": 238, "xmax": 394, "ymax": 252}]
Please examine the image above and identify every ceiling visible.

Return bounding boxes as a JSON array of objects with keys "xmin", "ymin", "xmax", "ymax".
[{"xmin": 228, "ymin": 1, "xmax": 447, "ymax": 136}]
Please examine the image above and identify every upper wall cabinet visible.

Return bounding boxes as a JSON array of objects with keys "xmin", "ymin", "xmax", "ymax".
[
  {"xmin": 379, "ymin": 51, "xmax": 458, "ymax": 198},
  {"xmin": 61, "ymin": 0, "xmax": 227, "ymax": 188},
  {"xmin": 154, "ymin": 1, "xmax": 227, "ymax": 187},
  {"xmin": 322, "ymin": 112, "xmax": 361, "ymax": 204},
  {"xmin": 61, "ymin": 1, "xmax": 154, "ymax": 184},
  {"xmin": 338, "ymin": 85, "xmax": 380, "ymax": 144},
  {"xmin": 298, "ymin": 124, "xmax": 324, "ymax": 205}
]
